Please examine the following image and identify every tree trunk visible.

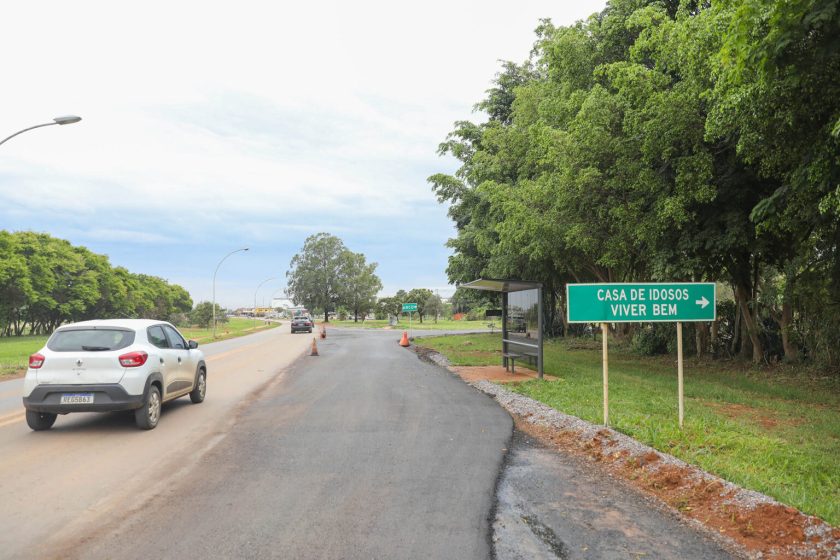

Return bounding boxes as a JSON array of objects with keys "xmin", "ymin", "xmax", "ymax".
[
  {"xmin": 731, "ymin": 299, "xmax": 741, "ymax": 356},
  {"xmin": 324, "ymin": 308, "xmax": 329, "ymax": 323},
  {"xmin": 735, "ymin": 283, "xmax": 763, "ymax": 363},
  {"xmin": 739, "ymin": 316, "xmax": 753, "ymax": 360},
  {"xmin": 779, "ymin": 301, "xmax": 798, "ymax": 362},
  {"xmin": 559, "ymin": 307, "xmax": 569, "ymax": 338},
  {"xmin": 710, "ymin": 320, "xmax": 718, "ymax": 356},
  {"xmin": 695, "ymin": 322, "xmax": 708, "ymax": 358}
]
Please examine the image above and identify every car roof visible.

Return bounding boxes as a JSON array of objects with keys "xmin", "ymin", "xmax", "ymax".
[{"xmin": 57, "ymin": 319, "xmax": 172, "ymax": 330}]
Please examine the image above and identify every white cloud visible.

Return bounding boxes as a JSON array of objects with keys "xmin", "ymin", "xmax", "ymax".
[{"xmin": 0, "ymin": 0, "xmax": 606, "ymax": 306}]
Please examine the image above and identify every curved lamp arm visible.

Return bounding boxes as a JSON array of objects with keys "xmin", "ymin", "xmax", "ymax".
[
  {"xmin": 0, "ymin": 116, "xmax": 82, "ymax": 147},
  {"xmin": 212, "ymin": 247, "xmax": 249, "ymax": 338}
]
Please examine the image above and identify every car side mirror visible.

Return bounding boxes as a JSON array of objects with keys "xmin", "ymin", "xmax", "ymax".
[{"xmin": 188, "ymin": 340, "xmax": 198, "ymax": 349}]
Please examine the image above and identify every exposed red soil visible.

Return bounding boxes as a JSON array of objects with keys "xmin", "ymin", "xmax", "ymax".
[
  {"xmin": 451, "ymin": 365, "xmax": 559, "ymax": 384},
  {"xmin": 705, "ymin": 401, "xmax": 804, "ymax": 431},
  {"xmin": 513, "ymin": 418, "xmax": 839, "ymax": 560}
]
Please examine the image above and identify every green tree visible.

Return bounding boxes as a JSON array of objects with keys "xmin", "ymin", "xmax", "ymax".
[
  {"xmin": 406, "ymin": 288, "xmax": 434, "ymax": 323},
  {"xmin": 374, "ymin": 296, "xmax": 400, "ymax": 320},
  {"xmin": 342, "ymin": 252, "xmax": 382, "ymax": 322},
  {"xmin": 428, "ymin": 0, "xmax": 836, "ymax": 363},
  {"xmin": 286, "ymin": 233, "xmax": 354, "ymax": 323},
  {"xmin": 190, "ymin": 301, "xmax": 227, "ymax": 328},
  {"xmin": 423, "ymin": 293, "xmax": 444, "ymax": 323},
  {"xmin": 0, "ymin": 231, "xmax": 193, "ymax": 335}
]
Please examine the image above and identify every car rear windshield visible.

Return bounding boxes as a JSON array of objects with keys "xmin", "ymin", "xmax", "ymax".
[{"xmin": 47, "ymin": 329, "xmax": 135, "ymax": 352}]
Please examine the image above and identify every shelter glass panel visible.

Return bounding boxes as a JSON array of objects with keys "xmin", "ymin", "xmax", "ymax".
[{"xmin": 506, "ymin": 289, "xmax": 540, "ymax": 343}]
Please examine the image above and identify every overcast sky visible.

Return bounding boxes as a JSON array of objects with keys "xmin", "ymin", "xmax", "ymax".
[{"xmin": 0, "ymin": 0, "xmax": 605, "ymax": 308}]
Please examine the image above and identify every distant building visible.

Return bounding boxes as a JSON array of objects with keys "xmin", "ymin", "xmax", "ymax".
[{"xmin": 271, "ymin": 297, "xmax": 295, "ymax": 310}]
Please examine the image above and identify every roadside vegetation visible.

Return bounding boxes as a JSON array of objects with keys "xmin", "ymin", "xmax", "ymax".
[
  {"xmin": 429, "ymin": 0, "xmax": 840, "ymax": 367},
  {"xmin": 0, "ymin": 335, "xmax": 48, "ymax": 376},
  {"xmin": 0, "ymin": 231, "xmax": 193, "ymax": 337},
  {"xmin": 421, "ymin": 333, "xmax": 840, "ymax": 526},
  {"xmin": 0, "ymin": 318, "xmax": 278, "ymax": 377},
  {"xmin": 176, "ymin": 317, "xmax": 278, "ymax": 344},
  {"xmin": 285, "ymin": 233, "xmax": 382, "ymax": 324}
]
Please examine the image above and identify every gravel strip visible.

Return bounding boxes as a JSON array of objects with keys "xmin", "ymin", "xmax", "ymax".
[{"xmin": 475, "ymin": 380, "xmax": 750, "ymax": 499}]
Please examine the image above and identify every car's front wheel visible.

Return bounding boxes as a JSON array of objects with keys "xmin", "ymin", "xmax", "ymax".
[
  {"xmin": 135, "ymin": 385, "xmax": 161, "ymax": 430},
  {"xmin": 189, "ymin": 369, "xmax": 206, "ymax": 404},
  {"xmin": 26, "ymin": 410, "xmax": 57, "ymax": 431}
]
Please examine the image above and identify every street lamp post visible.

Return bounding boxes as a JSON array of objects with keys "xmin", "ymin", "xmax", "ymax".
[
  {"xmin": 212, "ymin": 247, "xmax": 249, "ymax": 339},
  {"xmin": 0, "ymin": 115, "xmax": 82, "ymax": 147},
  {"xmin": 254, "ymin": 277, "xmax": 278, "ymax": 331}
]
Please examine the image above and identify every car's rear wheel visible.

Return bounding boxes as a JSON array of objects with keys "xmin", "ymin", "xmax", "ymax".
[
  {"xmin": 26, "ymin": 410, "xmax": 57, "ymax": 431},
  {"xmin": 189, "ymin": 370, "xmax": 206, "ymax": 404},
  {"xmin": 135, "ymin": 385, "xmax": 161, "ymax": 430}
]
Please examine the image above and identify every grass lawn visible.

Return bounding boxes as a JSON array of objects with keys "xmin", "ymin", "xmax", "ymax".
[
  {"xmin": 420, "ymin": 333, "xmax": 840, "ymax": 526},
  {"xmin": 328, "ymin": 318, "xmax": 494, "ymax": 331},
  {"xmin": 0, "ymin": 335, "xmax": 49, "ymax": 376},
  {"xmin": 177, "ymin": 317, "xmax": 278, "ymax": 344},
  {"xmin": 0, "ymin": 318, "xmax": 279, "ymax": 378}
]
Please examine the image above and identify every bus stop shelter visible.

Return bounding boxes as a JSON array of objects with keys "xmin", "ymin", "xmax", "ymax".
[{"xmin": 462, "ymin": 278, "xmax": 544, "ymax": 379}]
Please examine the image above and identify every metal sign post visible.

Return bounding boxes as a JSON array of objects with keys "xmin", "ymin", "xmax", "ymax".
[
  {"xmin": 402, "ymin": 303, "xmax": 417, "ymax": 340},
  {"xmin": 567, "ymin": 283, "xmax": 715, "ymax": 428},
  {"xmin": 602, "ymin": 322, "xmax": 609, "ymax": 426},
  {"xmin": 677, "ymin": 321, "xmax": 684, "ymax": 428}
]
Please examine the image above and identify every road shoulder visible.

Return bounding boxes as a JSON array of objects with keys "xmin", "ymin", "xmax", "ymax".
[{"xmin": 413, "ymin": 348, "xmax": 840, "ymax": 560}]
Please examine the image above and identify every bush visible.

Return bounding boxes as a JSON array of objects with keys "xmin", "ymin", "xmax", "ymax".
[
  {"xmin": 169, "ymin": 313, "xmax": 190, "ymax": 328},
  {"xmin": 632, "ymin": 323, "xmax": 673, "ymax": 356},
  {"xmin": 190, "ymin": 302, "xmax": 226, "ymax": 328},
  {"xmin": 465, "ymin": 306, "xmax": 488, "ymax": 321}
]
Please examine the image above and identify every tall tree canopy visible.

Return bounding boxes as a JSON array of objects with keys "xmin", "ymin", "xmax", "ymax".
[
  {"xmin": 430, "ymin": 0, "xmax": 840, "ymax": 365},
  {"xmin": 0, "ymin": 230, "xmax": 193, "ymax": 335},
  {"xmin": 285, "ymin": 233, "xmax": 382, "ymax": 322},
  {"xmin": 343, "ymin": 251, "xmax": 383, "ymax": 322}
]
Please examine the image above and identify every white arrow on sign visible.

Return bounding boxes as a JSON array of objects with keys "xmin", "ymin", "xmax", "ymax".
[{"xmin": 695, "ymin": 296, "xmax": 710, "ymax": 309}]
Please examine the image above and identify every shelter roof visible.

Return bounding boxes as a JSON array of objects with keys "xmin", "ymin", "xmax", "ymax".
[{"xmin": 461, "ymin": 278, "xmax": 542, "ymax": 293}]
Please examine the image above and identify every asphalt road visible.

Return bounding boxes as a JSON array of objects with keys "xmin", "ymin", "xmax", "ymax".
[
  {"xmin": 3, "ymin": 326, "xmax": 740, "ymax": 559},
  {"xmin": 0, "ymin": 325, "xmax": 313, "ymax": 560},
  {"xmin": 40, "ymin": 327, "xmax": 514, "ymax": 559},
  {"xmin": 493, "ymin": 431, "xmax": 736, "ymax": 559}
]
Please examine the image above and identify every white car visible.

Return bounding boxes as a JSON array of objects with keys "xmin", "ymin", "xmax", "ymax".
[{"xmin": 22, "ymin": 319, "xmax": 206, "ymax": 431}]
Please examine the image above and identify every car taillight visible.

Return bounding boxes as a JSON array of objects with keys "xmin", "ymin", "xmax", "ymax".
[
  {"xmin": 29, "ymin": 353, "xmax": 45, "ymax": 369},
  {"xmin": 119, "ymin": 351, "xmax": 148, "ymax": 367}
]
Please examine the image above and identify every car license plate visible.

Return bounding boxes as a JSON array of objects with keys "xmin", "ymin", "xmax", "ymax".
[{"xmin": 60, "ymin": 393, "xmax": 94, "ymax": 405}]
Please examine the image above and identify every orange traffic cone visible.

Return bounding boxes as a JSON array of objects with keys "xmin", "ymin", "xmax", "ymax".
[
  {"xmin": 310, "ymin": 337, "xmax": 319, "ymax": 356},
  {"xmin": 320, "ymin": 326, "xmax": 326, "ymax": 339},
  {"xmin": 399, "ymin": 331, "xmax": 410, "ymax": 347}
]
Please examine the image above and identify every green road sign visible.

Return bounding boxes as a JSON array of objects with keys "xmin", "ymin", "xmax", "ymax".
[
  {"xmin": 402, "ymin": 303, "xmax": 418, "ymax": 313},
  {"xmin": 567, "ymin": 283, "xmax": 715, "ymax": 323}
]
